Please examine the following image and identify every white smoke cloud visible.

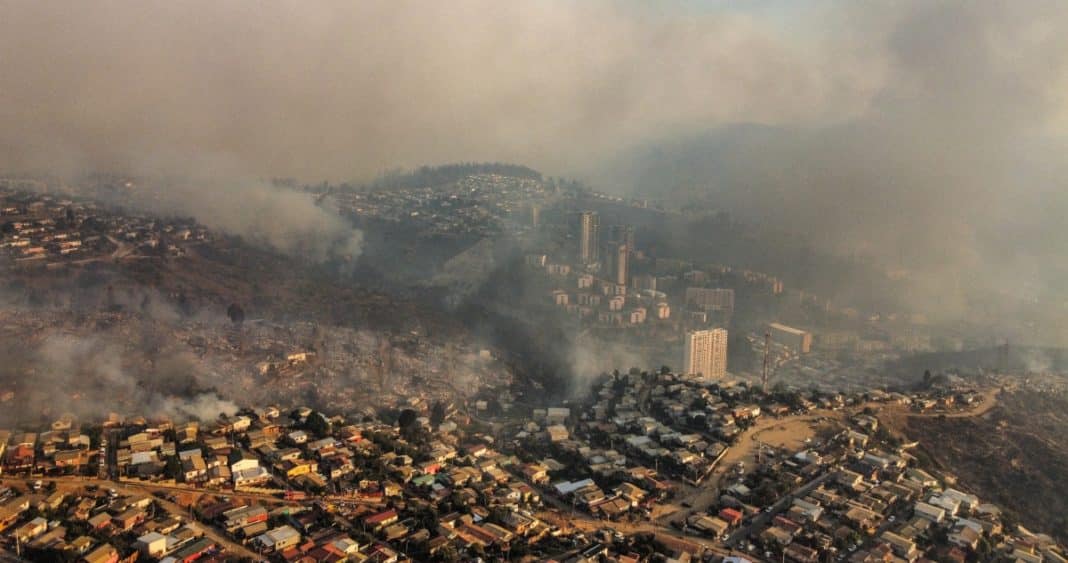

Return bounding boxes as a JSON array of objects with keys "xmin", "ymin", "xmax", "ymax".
[
  {"xmin": 1, "ymin": 1, "xmax": 1067, "ymax": 327},
  {"xmin": 35, "ymin": 334, "xmax": 237, "ymax": 422},
  {"xmin": 0, "ymin": 1, "xmax": 878, "ymax": 180},
  {"xmin": 123, "ymin": 152, "xmax": 364, "ymax": 261}
]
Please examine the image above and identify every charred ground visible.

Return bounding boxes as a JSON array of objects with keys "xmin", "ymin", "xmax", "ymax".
[{"xmin": 906, "ymin": 388, "xmax": 1068, "ymax": 542}]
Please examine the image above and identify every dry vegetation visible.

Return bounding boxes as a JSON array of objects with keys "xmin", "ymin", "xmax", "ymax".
[{"xmin": 906, "ymin": 389, "xmax": 1068, "ymax": 542}]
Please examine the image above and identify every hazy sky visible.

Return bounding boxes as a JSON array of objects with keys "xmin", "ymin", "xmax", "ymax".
[
  {"xmin": 2, "ymin": 1, "xmax": 1064, "ymax": 178},
  {"xmin": 0, "ymin": 0, "xmax": 889, "ymax": 179},
  {"xmin": 2, "ymin": 1, "xmax": 1068, "ymax": 326}
]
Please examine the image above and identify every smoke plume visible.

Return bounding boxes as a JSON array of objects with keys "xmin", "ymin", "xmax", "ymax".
[
  {"xmin": 24, "ymin": 335, "xmax": 238, "ymax": 423},
  {"xmin": 1, "ymin": 1, "xmax": 1067, "ymax": 328},
  {"xmin": 119, "ymin": 153, "xmax": 364, "ymax": 262},
  {"xmin": 600, "ymin": 1, "xmax": 1068, "ymax": 331},
  {"xmin": 0, "ymin": 1, "xmax": 871, "ymax": 180}
]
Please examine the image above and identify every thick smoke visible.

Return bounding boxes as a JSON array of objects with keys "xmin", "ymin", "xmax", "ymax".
[
  {"xmin": 1, "ymin": 1, "xmax": 1067, "ymax": 330},
  {"xmin": 121, "ymin": 154, "xmax": 364, "ymax": 262},
  {"xmin": 602, "ymin": 2, "xmax": 1068, "ymax": 332},
  {"xmin": 27, "ymin": 335, "xmax": 238, "ymax": 423},
  {"xmin": 0, "ymin": 1, "xmax": 871, "ymax": 179},
  {"xmin": 568, "ymin": 338, "xmax": 647, "ymax": 396}
]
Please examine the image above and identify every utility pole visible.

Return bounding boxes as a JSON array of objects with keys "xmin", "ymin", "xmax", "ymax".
[{"xmin": 762, "ymin": 332, "xmax": 771, "ymax": 391}]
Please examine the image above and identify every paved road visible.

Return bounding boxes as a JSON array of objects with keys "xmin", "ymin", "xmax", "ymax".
[
  {"xmin": 725, "ymin": 472, "xmax": 834, "ymax": 547},
  {"xmin": 513, "ymin": 471, "xmax": 750, "ymax": 559},
  {"xmin": 2, "ymin": 474, "xmax": 290, "ymax": 505},
  {"xmin": 1, "ymin": 476, "xmax": 263, "ymax": 560},
  {"xmin": 661, "ymin": 412, "xmax": 837, "ymax": 526}
]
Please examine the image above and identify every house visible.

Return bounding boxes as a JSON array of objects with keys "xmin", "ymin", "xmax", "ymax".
[
  {"xmin": 879, "ymin": 531, "xmax": 919, "ymax": 561},
  {"xmin": 39, "ymin": 491, "xmax": 66, "ymax": 511},
  {"xmin": 87, "ymin": 512, "xmax": 111, "ymax": 530},
  {"xmin": 233, "ymin": 465, "xmax": 271, "ymax": 487},
  {"xmin": 254, "ymin": 525, "xmax": 302, "ymax": 552},
  {"xmin": 791, "ymin": 498, "xmax": 824, "ymax": 522},
  {"xmin": 546, "ymin": 425, "xmax": 569, "ymax": 442},
  {"xmin": 112, "ymin": 507, "xmax": 146, "ymax": 531},
  {"xmin": 913, "ymin": 501, "xmax": 946, "ymax": 523},
  {"xmin": 948, "ymin": 525, "xmax": 981, "ymax": 550},
  {"xmin": 14, "ymin": 517, "xmax": 48, "ymax": 542},
  {"xmin": 689, "ymin": 515, "xmax": 730, "ymax": 539},
  {"xmin": 69, "ymin": 536, "xmax": 95, "ymax": 554},
  {"xmin": 364, "ymin": 509, "xmax": 399, "ymax": 530},
  {"xmin": 223, "ymin": 505, "xmax": 268, "ymax": 529},
  {"xmin": 761, "ymin": 526, "xmax": 794, "ymax": 546},
  {"xmin": 719, "ymin": 507, "xmax": 743, "ymax": 527},
  {"xmin": 229, "ymin": 450, "xmax": 260, "ymax": 472},
  {"xmin": 774, "ymin": 516, "xmax": 804, "ymax": 536},
  {"xmin": 939, "ymin": 488, "xmax": 979, "ymax": 512},
  {"xmin": 520, "ymin": 463, "xmax": 549, "ymax": 484},
  {"xmin": 30, "ymin": 526, "xmax": 66, "ymax": 551},
  {"xmin": 202, "ymin": 462, "xmax": 229, "ymax": 486},
  {"xmin": 81, "ymin": 543, "xmax": 119, "ymax": 563},
  {"xmin": 182, "ymin": 454, "xmax": 207, "ymax": 482},
  {"xmin": 785, "ymin": 544, "xmax": 820, "ymax": 563},
  {"xmin": 54, "ymin": 449, "xmax": 90, "ymax": 469},
  {"xmin": 617, "ymin": 482, "xmax": 647, "ymax": 504},
  {"xmin": 843, "ymin": 506, "xmax": 881, "ymax": 533},
  {"xmin": 281, "ymin": 458, "xmax": 315, "ymax": 479},
  {"xmin": 171, "ymin": 537, "xmax": 216, "ymax": 562},
  {"xmin": 136, "ymin": 531, "xmax": 168, "ymax": 558},
  {"xmin": 837, "ymin": 469, "xmax": 863, "ymax": 488},
  {"xmin": 70, "ymin": 498, "xmax": 97, "ymax": 521}
]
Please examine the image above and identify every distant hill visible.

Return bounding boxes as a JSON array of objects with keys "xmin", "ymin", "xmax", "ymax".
[
  {"xmin": 886, "ymin": 346, "xmax": 1068, "ymax": 378},
  {"xmin": 365, "ymin": 162, "xmax": 542, "ymax": 191}
]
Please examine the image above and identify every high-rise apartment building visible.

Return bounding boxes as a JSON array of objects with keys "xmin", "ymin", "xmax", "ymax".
[
  {"xmin": 767, "ymin": 323, "xmax": 811, "ymax": 354},
  {"xmin": 685, "ymin": 287, "xmax": 735, "ymax": 313},
  {"xmin": 607, "ymin": 224, "xmax": 635, "ymax": 251},
  {"xmin": 575, "ymin": 211, "xmax": 599, "ymax": 264},
  {"xmin": 604, "ymin": 242, "xmax": 628, "ymax": 286},
  {"xmin": 603, "ymin": 224, "xmax": 633, "ymax": 286},
  {"xmin": 683, "ymin": 328, "xmax": 728, "ymax": 379}
]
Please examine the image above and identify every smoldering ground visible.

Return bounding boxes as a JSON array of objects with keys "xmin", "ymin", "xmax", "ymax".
[{"xmin": 0, "ymin": 333, "xmax": 237, "ymax": 427}]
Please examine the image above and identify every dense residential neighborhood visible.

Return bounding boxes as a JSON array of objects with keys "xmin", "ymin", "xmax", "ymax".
[
  {"xmin": 0, "ymin": 367, "xmax": 1062, "ymax": 562},
  {"xmin": 0, "ymin": 171, "xmax": 1065, "ymax": 563},
  {"xmin": 3, "ymin": 0, "xmax": 1068, "ymax": 561}
]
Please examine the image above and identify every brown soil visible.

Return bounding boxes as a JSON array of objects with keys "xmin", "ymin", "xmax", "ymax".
[{"xmin": 905, "ymin": 390, "xmax": 1068, "ymax": 542}]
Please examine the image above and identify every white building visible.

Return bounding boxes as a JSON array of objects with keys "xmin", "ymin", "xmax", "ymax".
[
  {"xmin": 136, "ymin": 532, "xmax": 168, "ymax": 557},
  {"xmin": 768, "ymin": 323, "xmax": 812, "ymax": 354},
  {"xmin": 683, "ymin": 328, "xmax": 728, "ymax": 379},
  {"xmin": 254, "ymin": 525, "xmax": 301, "ymax": 552},
  {"xmin": 685, "ymin": 287, "xmax": 735, "ymax": 313}
]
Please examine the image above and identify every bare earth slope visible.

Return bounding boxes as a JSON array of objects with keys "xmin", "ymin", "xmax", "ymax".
[{"xmin": 906, "ymin": 389, "xmax": 1068, "ymax": 542}]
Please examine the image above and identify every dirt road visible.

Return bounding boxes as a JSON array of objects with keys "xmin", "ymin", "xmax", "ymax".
[{"xmin": 659, "ymin": 412, "xmax": 835, "ymax": 525}]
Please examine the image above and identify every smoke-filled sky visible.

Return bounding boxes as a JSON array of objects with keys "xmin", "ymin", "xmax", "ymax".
[
  {"xmin": 2, "ymin": 2, "xmax": 1065, "ymax": 178},
  {"xmin": 2, "ymin": 1, "xmax": 1068, "ymax": 321},
  {"xmin": 0, "ymin": 0, "xmax": 887, "ymax": 177}
]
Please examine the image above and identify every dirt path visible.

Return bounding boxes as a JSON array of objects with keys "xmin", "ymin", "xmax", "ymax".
[
  {"xmin": 657, "ymin": 411, "xmax": 839, "ymax": 526},
  {"xmin": 904, "ymin": 387, "xmax": 1001, "ymax": 418},
  {"xmin": 877, "ymin": 386, "xmax": 1003, "ymax": 439}
]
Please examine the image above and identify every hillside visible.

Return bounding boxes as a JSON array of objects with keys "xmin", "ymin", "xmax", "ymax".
[
  {"xmin": 0, "ymin": 196, "xmax": 513, "ymax": 425},
  {"xmin": 906, "ymin": 389, "xmax": 1068, "ymax": 542}
]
